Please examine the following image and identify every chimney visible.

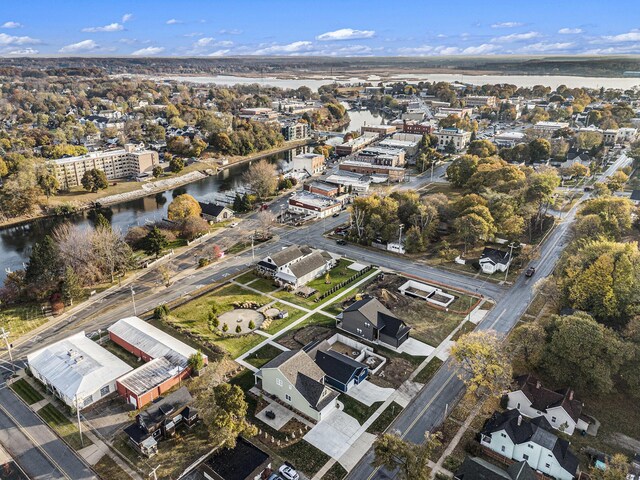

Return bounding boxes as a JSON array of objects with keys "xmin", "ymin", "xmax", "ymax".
[
  {"xmin": 569, "ymin": 390, "xmax": 574, "ymax": 401},
  {"xmin": 517, "ymin": 415, "xmax": 523, "ymax": 426},
  {"xmin": 536, "ymin": 380, "xmax": 541, "ymax": 389}
]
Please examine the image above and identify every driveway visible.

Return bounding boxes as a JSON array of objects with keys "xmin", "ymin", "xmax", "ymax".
[
  {"xmin": 397, "ymin": 338, "xmax": 435, "ymax": 356},
  {"xmin": 345, "ymin": 380, "xmax": 394, "ymax": 406},
  {"xmin": 304, "ymin": 410, "xmax": 362, "ymax": 459}
]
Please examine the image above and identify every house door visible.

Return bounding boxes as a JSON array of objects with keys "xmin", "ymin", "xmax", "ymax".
[{"xmin": 129, "ymin": 395, "xmax": 137, "ymax": 407}]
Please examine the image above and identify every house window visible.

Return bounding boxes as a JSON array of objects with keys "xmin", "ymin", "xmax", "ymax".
[
  {"xmin": 100, "ymin": 385, "xmax": 110, "ymax": 396},
  {"xmin": 501, "ymin": 433, "xmax": 507, "ymax": 438},
  {"xmin": 501, "ymin": 446, "xmax": 506, "ymax": 453},
  {"xmin": 527, "ymin": 444, "xmax": 534, "ymax": 449},
  {"xmin": 551, "ymin": 416, "xmax": 557, "ymax": 422},
  {"xmin": 517, "ymin": 403, "xmax": 521, "ymax": 409},
  {"xmin": 364, "ymin": 322, "xmax": 370, "ymax": 327},
  {"xmin": 285, "ymin": 394, "xmax": 292, "ymax": 402},
  {"xmin": 545, "ymin": 464, "xmax": 550, "ymax": 468},
  {"xmin": 523, "ymin": 454, "xmax": 529, "ymax": 460},
  {"xmin": 276, "ymin": 378, "xmax": 283, "ymax": 387},
  {"xmin": 356, "ymin": 328, "xmax": 363, "ymax": 335}
]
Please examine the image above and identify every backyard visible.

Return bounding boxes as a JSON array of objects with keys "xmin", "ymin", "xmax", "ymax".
[{"xmin": 244, "ymin": 343, "xmax": 284, "ymax": 369}]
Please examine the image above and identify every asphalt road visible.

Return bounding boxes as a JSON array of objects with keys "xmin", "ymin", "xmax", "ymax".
[{"xmin": 0, "ymin": 387, "xmax": 96, "ymax": 480}]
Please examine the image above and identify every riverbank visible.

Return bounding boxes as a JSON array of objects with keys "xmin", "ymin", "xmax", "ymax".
[{"xmin": 220, "ymin": 137, "xmax": 314, "ymax": 169}]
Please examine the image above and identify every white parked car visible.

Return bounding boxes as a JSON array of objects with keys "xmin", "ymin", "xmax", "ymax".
[
  {"xmin": 279, "ymin": 465, "xmax": 300, "ymax": 480},
  {"xmin": 229, "ymin": 222, "xmax": 239, "ymax": 228}
]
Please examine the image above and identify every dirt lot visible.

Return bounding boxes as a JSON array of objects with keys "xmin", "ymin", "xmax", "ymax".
[{"xmin": 276, "ymin": 324, "xmax": 335, "ymax": 350}]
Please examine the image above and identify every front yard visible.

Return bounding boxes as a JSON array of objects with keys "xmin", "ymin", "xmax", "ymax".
[{"xmin": 38, "ymin": 403, "xmax": 92, "ymax": 451}]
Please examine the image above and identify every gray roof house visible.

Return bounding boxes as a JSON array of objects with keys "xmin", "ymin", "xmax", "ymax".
[
  {"xmin": 455, "ymin": 456, "xmax": 536, "ymax": 480},
  {"xmin": 479, "ymin": 248, "xmax": 512, "ymax": 275},
  {"xmin": 256, "ymin": 245, "xmax": 336, "ymax": 288},
  {"xmin": 305, "ymin": 340, "xmax": 369, "ymax": 393},
  {"xmin": 480, "ymin": 409, "xmax": 579, "ymax": 480},
  {"xmin": 198, "ymin": 202, "xmax": 234, "ymax": 223},
  {"xmin": 255, "ymin": 350, "xmax": 339, "ymax": 422},
  {"xmin": 337, "ymin": 296, "xmax": 410, "ymax": 348}
]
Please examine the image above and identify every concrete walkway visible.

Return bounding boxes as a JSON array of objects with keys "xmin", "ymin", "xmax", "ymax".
[{"xmin": 345, "ymin": 380, "xmax": 394, "ymax": 407}]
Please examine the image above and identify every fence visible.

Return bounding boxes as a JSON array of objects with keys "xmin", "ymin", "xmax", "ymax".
[{"xmin": 314, "ymin": 265, "xmax": 375, "ymax": 302}]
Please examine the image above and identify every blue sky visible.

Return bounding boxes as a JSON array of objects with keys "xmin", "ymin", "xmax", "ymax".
[{"xmin": 1, "ymin": 0, "xmax": 640, "ymax": 57}]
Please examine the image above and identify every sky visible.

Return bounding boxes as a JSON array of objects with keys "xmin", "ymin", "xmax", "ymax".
[{"xmin": 1, "ymin": 0, "xmax": 640, "ymax": 57}]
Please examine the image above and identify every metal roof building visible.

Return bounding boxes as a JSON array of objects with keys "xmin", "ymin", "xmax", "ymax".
[{"xmin": 27, "ymin": 331, "xmax": 133, "ymax": 409}]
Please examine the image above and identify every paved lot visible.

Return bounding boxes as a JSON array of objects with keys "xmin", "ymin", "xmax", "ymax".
[
  {"xmin": 255, "ymin": 402, "xmax": 296, "ymax": 431},
  {"xmin": 346, "ymin": 380, "xmax": 394, "ymax": 407},
  {"xmin": 304, "ymin": 409, "xmax": 361, "ymax": 459},
  {"xmin": 396, "ymin": 338, "xmax": 435, "ymax": 357}
]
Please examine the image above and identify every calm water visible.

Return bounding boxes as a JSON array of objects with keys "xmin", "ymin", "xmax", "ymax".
[{"xmin": 0, "ymin": 148, "xmax": 307, "ymax": 280}]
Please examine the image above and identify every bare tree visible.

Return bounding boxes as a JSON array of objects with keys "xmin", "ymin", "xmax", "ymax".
[
  {"xmin": 242, "ymin": 159, "xmax": 277, "ymax": 199},
  {"xmin": 351, "ymin": 205, "xmax": 366, "ymax": 237},
  {"xmin": 92, "ymin": 226, "xmax": 133, "ymax": 283},
  {"xmin": 256, "ymin": 209, "xmax": 276, "ymax": 234},
  {"xmin": 52, "ymin": 223, "xmax": 101, "ymax": 285}
]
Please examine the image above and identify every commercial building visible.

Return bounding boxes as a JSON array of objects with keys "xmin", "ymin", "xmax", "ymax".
[
  {"xmin": 494, "ymin": 131, "xmax": 526, "ymax": 148},
  {"xmin": 400, "ymin": 120, "xmax": 433, "ymax": 135},
  {"xmin": 281, "ymin": 121, "xmax": 310, "ymax": 141},
  {"xmin": 288, "ymin": 191, "xmax": 342, "ymax": 218},
  {"xmin": 335, "ymin": 132, "xmax": 378, "ymax": 156},
  {"xmin": 108, "ymin": 316, "xmax": 208, "ymax": 408},
  {"xmin": 339, "ymin": 160, "xmax": 406, "ymax": 182},
  {"xmin": 360, "ymin": 124, "xmax": 397, "ymax": 136},
  {"xmin": 533, "ymin": 121, "xmax": 570, "ymax": 134},
  {"xmin": 49, "ymin": 144, "xmax": 159, "ymax": 188},
  {"xmin": 434, "ymin": 128, "xmax": 472, "ymax": 152},
  {"xmin": 356, "ymin": 146, "xmax": 406, "ymax": 166},
  {"xmin": 303, "ymin": 181, "xmax": 341, "ymax": 197},
  {"xmin": 436, "ymin": 107, "xmax": 473, "ymax": 119},
  {"xmin": 325, "ymin": 172, "xmax": 371, "ymax": 193},
  {"xmin": 27, "ymin": 331, "xmax": 133, "ymax": 409},
  {"xmin": 292, "ymin": 152, "xmax": 325, "ymax": 175},
  {"xmin": 464, "ymin": 95, "xmax": 498, "ymax": 108}
]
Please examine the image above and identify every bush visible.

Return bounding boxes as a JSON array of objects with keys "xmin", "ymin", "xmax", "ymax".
[
  {"xmin": 154, "ymin": 304, "xmax": 170, "ymax": 320},
  {"xmin": 443, "ymin": 456, "xmax": 462, "ymax": 472},
  {"xmin": 248, "ymin": 320, "xmax": 256, "ymax": 330},
  {"xmin": 222, "ymin": 323, "xmax": 228, "ymax": 332},
  {"xmin": 188, "ymin": 351, "xmax": 205, "ymax": 371},
  {"xmin": 235, "ymin": 325, "xmax": 242, "ymax": 333},
  {"xmin": 198, "ymin": 257, "xmax": 211, "ymax": 268}
]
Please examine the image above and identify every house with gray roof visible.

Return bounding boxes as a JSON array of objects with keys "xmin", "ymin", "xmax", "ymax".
[
  {"xmin": 255, "ymin": 350, "xmax": 338, "ymax": 422},
  {"xmin": 481, "ymin": 409, "xmax": 579, "ymax": 480},
  {"xmin": 455, "ymin": 456, "xmax": 536, "ymax": 480},
  {"xmin": 305, "ymin": 340, "xmax": 368, "ymax": 393},
  {"xmin": 256, "ymin": 244, "xmax": 336, "ymax": 288},
  {"xmin": 337, "ymin": 296, "xmax": 410, "ymax": 348},
  {"xmin": 479, "ymin": 247, "xmax": 512, "ymax": 275}
]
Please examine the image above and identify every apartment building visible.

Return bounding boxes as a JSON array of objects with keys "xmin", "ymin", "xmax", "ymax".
[
  {"xmin": 464, "ymin": 95, "xmax": 498, "ymax": 108},
  {"xmin": 435, "ymin": 128, "xmax": 472, "ymax": 152}
]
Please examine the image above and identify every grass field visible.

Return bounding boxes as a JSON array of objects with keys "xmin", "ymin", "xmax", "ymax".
[
  {"xmin": 93, "ymin": 454, "xmax": 131, "ymax": 480},
  {"xmin": 366, "ymin": 401, "xmax": 404, "ymax": 435},
  {"xmin": 100, "ymin": 339, "xmax": 141, "ymax": 368},
  {"xmin": 324, "ymin": 462, "xmax": 347, "ymax": 480},
  {"xmin": 340, "ymin": 395, "xmax": 382, "ymax": 425},
  {"xmin": 245, "ymin": 344, "xmax": 284, "ymax": 368},
  {"xmin": 396, "ymin": 302, "xmax": 467, "ymax": 347},
  {"xmin": 0, "ymin": 305, "xmax": 49, "ymax": 339},
  {"xmin": 414, "ymin": 358, "xmax": 444, "ymax": 384},
  {"xmin": 278, "ymin": 440, "xmax": 331, "ymax": 478},
  {"xmin": 10, "ymin": 379, "xmax": 44, "ymax": 405},
  {"xmin": 262, "ymin": 303, "xmax": 306, "ymax": 335},
  {"xmin": 38, "ymin": 404, "xmax": 92, "ymax": 451}
]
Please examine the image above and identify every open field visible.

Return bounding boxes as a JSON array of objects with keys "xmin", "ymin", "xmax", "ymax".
[
  {"xmin": 262, "ymin": 303, "xmax": 306, "ymax": 335},
  {"xmin": 245, "ymin": 344, "xmax": 283, "ymax": 368},
  {"xmin": 93, "ymin": 454, "xmax": 131, "ymax": 480}
]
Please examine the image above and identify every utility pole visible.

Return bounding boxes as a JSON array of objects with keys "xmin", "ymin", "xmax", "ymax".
[
  {"xmin": 431, "ymin": 160, "xmax": 435, "ymax": 182},
  {"xmin": 398, "ymin": 224, "xmax": 404, "ymax": 245},
  {"xmin": 504, "ymin": 242, "xmax": 518, "ymax": 282},
  {"xmin": 130, "ymin": 285, "xmax": 137, "ymax": 315},
  {"xmin": 251, "ymin": 230, "xmax": 255, "ymax": 261},
  {"xmin": 75, "ymin": 394, "xmax": 83, "ymax": 448},
  {"xmin": 0, "ymin": 328, "xmax": 14, "ymax": 374}
]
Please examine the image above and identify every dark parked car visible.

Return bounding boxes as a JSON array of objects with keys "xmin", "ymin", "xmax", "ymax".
[
  {"xmin": 332, "ymin": 212, "xmax": 340, "ymax": 217},
  {"xmin": 336, "ymin": 239, "xmax": 347, "ymax": 245},
  {"xmin": 525, "ymin": 266, "xmax": 536, "ymax": 278}
]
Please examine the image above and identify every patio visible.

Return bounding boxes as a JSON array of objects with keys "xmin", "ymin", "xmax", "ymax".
[{"xmin": 345, "ymin": 380, "xmax": 394, "ymax": 407}]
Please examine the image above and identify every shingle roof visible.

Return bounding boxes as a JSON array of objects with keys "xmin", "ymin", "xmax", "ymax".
[
  {"xmin": 27, "ymin": 331, "xmax": 133, "ymax": 403},
  {"xmin": 312, "ymin": 349, "xmax": 367, "ymax": 385},
  {"xmin": 269, "ymin": 245, "xmax": 312, "ymax": 267},
  {"xmin": 202, "ymin": 437, "xmax": 270, "ymax": 480},
  {"xmin": 138, "ymin": 386, "xmax": 193, "ymax": 428},
  {"xmin": 198, "ymin": 202, "xmax": 230, "ymax": 218},
  {"xmin": 287, "ymin": 251, "xmax": 329, "ymax": 279},
  {"xmin": 482, "ymin": 409, "xmax": 578, "ymax": 475},
  {"xmin": 514, "ymin": 374, "xmax": 583, "ymax": 422},
  {"xmin": 344, "ymin": 297, "xmax": 410, "ymax": 339},
  {"xmin": 480, "ymin": 248, "xmax": 510, "ymax": 266},
  {"xmin": 455, "ymin": 457, "xmax": 535, "ymax": 480}
]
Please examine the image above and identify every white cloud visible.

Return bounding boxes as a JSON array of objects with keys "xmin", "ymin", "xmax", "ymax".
[
  {"xmin": 0, "ymin": 33, "xmax": 40, "ymax": 45},
  {"xmin": 59, "ymin": 39, "xmax": 99, "ymax": 53},
  {"xmin": 122, "ymin": 13, "xmax": 133, "ymax": 23},
  {"xmin": 166, "ymin": 19, "xmax": 182, "ymax": 25},
  {"xmin": 491, "ymin": 22, "xmax": 523, "ymax": 28},
  {"xmin": 316, "ymin": 28, "xmax": 375, "ymax": 41},
  {"xmin": 219, "ymin": 29, "xmax": 242, "ymax": 35},
  {"xmin": 397, "ymin": 45, "xmax": 434, "ymax": 55},
  {"xmin": 184, "ymin": 32, "xmax": 203, "ymax": 37},
  {"xmin": 131, "ymin": 46, "xmax": 165, "ymax": 56},
  {"xmin": 208, "ymin": 49, "xmax": 230, "ymax": 57},
  {"xmin": 1, "ymin": 21, "xmax": 22, "ymax": 29},
  {"xmin": 582, "ymin": 43, "xmax": 640, "ymax": 54},
  {"xmin": 461, "ymin": 43, "xmax": 498, "ymax": 55},
  {"xmin": 82, "ymin": 23, "xmax": 124, "ymax": 33},
  {"xmin": 520, "ymin": 42, "xmax": 574, "ymax": 53},
  {"xmin": 602, "ymin": 30, "xmax": 640, "ymax": 42},
  {"xmin": 254, "ymin": 41, "xmax": 313, "ymax": 55},
  {"xmin": 194, "ymin": 37, "xmax": 214, "ymax": 47},
  {"xmin": 558, "ymin": 28, "xmax": 582, "ymax": 34},
  {"xmin": 6, "ymin": 47, "xmax": 38, "ymax": 55},
  {"xmin": 491, "ymin": 31, "xmax": 541, "ymax": 43}
]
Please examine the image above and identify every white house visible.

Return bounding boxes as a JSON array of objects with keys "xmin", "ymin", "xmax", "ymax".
[
  {"xmin": 255, "ymin": 350, "xmax": 339, "ymax": 422},
  {"xmin": 479, "ymin": 248, "xmax": 512, "ymax": 274},
  {"xmin": 256, "ymin": 245, "xmax": 336, "ymax": 288},
  {"xmin": 27, "ymin": 331, "xmax": 133, "ymax": 409},
  {"xmin": 507, "ymin": 374, "xmax": 590, "ymax": 435},
  {"xmin": 481, "ymin": 410, "xmax": 579, "ymax": 480}
]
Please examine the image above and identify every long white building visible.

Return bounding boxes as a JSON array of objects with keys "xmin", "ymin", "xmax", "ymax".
[{"xmin": 49, "ymin": 144, "xmax": 159, "ymax": 188}]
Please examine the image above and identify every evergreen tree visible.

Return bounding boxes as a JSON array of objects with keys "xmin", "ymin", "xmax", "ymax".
[
  {"xmin": 142, "ymin": 227, "xmax": 168, "ymax": 258},
  {"xmin": 25, "ymin": 235, "xmax": 60, "ymax": 291},
  {"xmin": 60, "ymin": 266, "xmax": 83, "ymax": 306},
  {"xmin": 94, "ymin": 212, "xmax": 111, "ymax": 230}
]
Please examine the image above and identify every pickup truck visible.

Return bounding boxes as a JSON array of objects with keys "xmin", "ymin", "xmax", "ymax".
[{"xmin": 525, "ymin": 266, "xmax": 536, "ymax": 278}]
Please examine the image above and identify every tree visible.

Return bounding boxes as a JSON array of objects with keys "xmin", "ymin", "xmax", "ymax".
[
  {"xmin": 152, "ymin": 166, "xmax": 163, "ymax": 178},
  {"xmin": 467, "ymin": 139, "xmax": 497, "ymax": 158},
  {"xmin": 168, "ymin": 194, "xmax": 202, "ymax": 222},
  {"xmin": 222, "ymin": 323, "xmax": 229, "ymax": 332},
  {"xmin": 373, "ymin": 432, "xmax": 442, "ymax": 480},
  {"xmin": 446, "ymin": 155, "xmax": 479, "ymax": 187},
  {"xmin": 199, "ymin": 383, "xmax": 257, "ymax": 448},
  {"xmin": 509, "ymin": 322, "xmax": 546, "ymax": 369},
  {"xmin": 37, "ymin": 169, "xmax": 60, "ymax": 198},
  {"xmin": 188, "ymin": 351, "xmax": 205, "ymax": 372},
  {"xmin": 60, "ymin": 266, "xmax": 83, "ymax": 306},
  {"xmin": 242, "ymin": 159, "xmax": 277, "ymax": 199},
  {"xmin": 169, "ymin": 156, "xmax": 185, "ymax": 173},
  {"xmin": 142, "ymin": 227, "xmax": 168, "ymax": 258},
  {"xmin": 81, "ymin": 168, "xmax": 108, "ymax": 193},
  {"xmin": 235, "ymin": 325, "xmax": 242, "ymax": 333},
  {"xmin": 248, "ymin": 320, "xmax": 256, "ymax": 329},
  {"xmin": 444, "ymin": 139, "xmax": 457, "ymax": 154},
  {"xmin": 453, "ymin": 213, "xmax": 495, "ymax": 254},
  {"xmin": 94, "ymin": 212, "xmax": 111, "ymax": 231},
  {"xmin": 257, "ymin": 209, "xmax": 276, "ymax": 234},
  {"xmin": 92, "ymin": 226, "xmax": 133, "ymax": 282},
  {"xmin": 529, "ymin": 138, "xmax": 551, "ymax": 162},
  {"xmin": 576, "ymin": 131, "xmax": 604, "ymax": 150},
  {"xmin": 181, "ymin": 216, "xmax": 209, "ymax": 240},
  {"xmin": 25, "ymin": 235, "xmax": 60, "ymax": 294},
  {"xmin": 607, "ymin": 170, "xmax": 629, "ymax": 192},
  {"xmin": 589, "ymin": 454, "xmax": 631, "ymax": 480},
  {"xmin": 404, "ymin": 225, "xmax": 425, "ymax": 253},
  {"xmin": 544, "ymin": 313, "xmax": 630, "ymax": 393},
  {"xmin": 154, "ymin": 304, "xmax": 170, "ymax": 320},
  {"xmin": 450, "ymin": 331, "xmax": 513, "ymax": 399},
  {"xmin": 0, "ymin": 158, "xmax": 7, "ymax": 178},
  {"xmin": 577, "ymin": 197, "xmax": 633, "ymax": 240}
]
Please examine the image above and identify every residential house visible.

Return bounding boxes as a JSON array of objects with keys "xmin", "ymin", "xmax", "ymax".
[
  {"xmin": 27, "ymin": 331, "xmax": 133, "ymax": 409},
  {"xmin": 479, "ymin": 248, "xmax": 512, "ymax": 275},
  {"xmin": 198, "ymin": 202, "xmax": 234, "ymax": 223},
  {"xmin": 274, "ymin": 250, "xmax": 335, "ymax": 288},
  {"xmin": 507, "ymin": 374, "xmax": 590, "ymax": 435},
  {"xmin": 255, "ymin": 350, "xmax": 339, "ymax": 422},
  {"xmin": 630, "ymin": 190, "xmax": 640, "ymax": 204},
  {"xmin": 196, "ymin": 437, "xmax": 272, "ymax": 480},
  {"xmin": 455, "ymin": 456, "xmax": 536, "ymax": 480},
  {"xmin": 480, "ymin": 410, "xmax": 579, "ymax": 480},
  {"xmin": 124, "ymin": 387, "xmax": 198, "ymax": 457},
  {"xmin": 305, "ymin": 341, "xmax": 368, "ymax": 393},
  {"xmin": 337, "ymin": 296, "xmax": 411, "ymax": 348}
]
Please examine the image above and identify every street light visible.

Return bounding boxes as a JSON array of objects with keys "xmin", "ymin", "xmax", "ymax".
[{"xmin": 130, "ymin": 285, "xmax": 137, "ymax": 315}]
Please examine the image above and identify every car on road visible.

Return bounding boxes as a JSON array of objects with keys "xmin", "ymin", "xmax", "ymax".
[
  {"xmin": 525, "ymin": 266, "xmax": 536, "ymax": 278},
  {"xmin": 332, "ymin": 212, "xmax": 340, "ymax": 217},
  {"xmin": 279, "ymin": 465, "xmax": 300, "ymax": 480},
  {"xmin": 229, "ymin": 222, "xmax": 239, "ymax": 228},
  {"xmin": 336, "ymin": 239, "xmax": 347, "ymax": 245}
]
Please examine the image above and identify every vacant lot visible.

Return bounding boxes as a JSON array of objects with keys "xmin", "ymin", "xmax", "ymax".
[
  {"xmin": 262, "ymin": 303, "xmax": 306, "ymax": 335},
  {"xmin": 274, "ymin": 313, "xmax": 335, "ymax": 349},
  {"xmin": 245, "ymin": 344, "xmax": 284, "ymax": 368}
]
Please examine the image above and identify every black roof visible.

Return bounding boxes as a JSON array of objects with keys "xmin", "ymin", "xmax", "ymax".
[
  {"xmin": 482, "ymin": 410, "xmax": 578, "ymax": 475},
  {"xmin": 138, "ymin": 386, "xmax": 193, "ymax": 429},
  {"xmin": 313, "ymin": 349, "xmax": 367, "ymax": 385},
  {"xmin": 124, "ymin": 423, "xmax": 149, "ymax": 444},
  {"xmin": 480, "ymin": 248, "xmax": 510, "ymax": 265},
  {"xmin": 199, "ymin": 202, "xmax": 230, "ymax": 217},
  {"xmin": 202, "ymin": 437, "xmax": 270, "ymax": 480},
  {"xmin": 630, "ymin": 190, "xmax": 640, "ymax": 201},
  {"xmin": 455, "ymin": 457, "xmax": 535, "ymax": 480},
  {"xmin": 344, "ymin": 297, "xmax": 410, "ymax": 340}
]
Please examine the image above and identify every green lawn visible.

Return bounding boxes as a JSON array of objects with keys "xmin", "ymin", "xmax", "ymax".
[
  {"xmin": 414, "ymin": 358, "xmax": 444, "ymax": 384},
  {"xmin": 10, "ymin": 379, "xmax": 44, "ymax": 404},
  {"xmin": 245, "ymin": 277, "xmax": 279, "ymax": 294},
  {"xmin": 278, "ymin": 440, "xmax": 331, "ymax": 478},
  {"xmin": 395, "ymin": 303, "xmax": 467, "ymax": 348},
  {"xmin": 168, "ymin": 283, "xmax": 268, "ymax": 357},
  {"xmin": 235, "ymin": 271, "xmax": 258, "ymax": 284},
  {"xmin": 366, "ymin": 402, "xmax": 404, "ymax": 435},
  {"xmin": 229, "ymin": 368, "xmax": 256, "ymax": 393},
  {"xmin": 0, "ymin": 304, "xmax": 49, "ymax": 338},
  {"xmin": 339, "ymin": 395, "xmax": 382, "ymax": 425},
  {"xmin": 451, "ymin": 321, "xmax": 476, "ymax": 341},
  {"xmin": 324, "ymin": 462, "xmax": 347, "ymax": 480},
  {"xmin": 245, "ymin": 344, "xmax": 284, "ymax": 368},
  {"xmin": 38, "ymin": 404, "xmax": 92, "ymax": 451},
  {"xmin": 93, "ymin": 454, "xmax": 131, "ymax": 480},
  {"xmin": 273, "ymin": 313, "xmax": 335, "ymax": 343},
  {"xmin": 262, "ymin": 303, "xmax": 306, "ymax": 335},
  {"xmin": 227, "ymin": 241, "xmax": 250, "ymax": 255}
]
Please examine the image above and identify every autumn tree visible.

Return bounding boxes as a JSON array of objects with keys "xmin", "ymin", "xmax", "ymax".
[
  {"xmin": 577, "ymin": 197, "xmax": 633, "ymax": 240},
  {"xmin": 81, "ymin": 168, "xmax": 108, "ymax": 193},
  {"xmin": 169, "ymin": 156, "xmax": 184, "ymax": 173},
  {"xmin": 446, "ymin": 155, "xmax": 479, "ymax": 187},
  {"xmin": 168, "ymin": 194, "xmax": 202, "ymax": 223},
  {"xmin": 607, "ymin": 170, "xmax": 629, "ymax": 192},
  {"xmin": 575, "ymin": 131, "xmax": 604, "ymax": 150},
  {"xmin": 373, "ymin": 432, "xmax": 442, "ymax": 480},
  {"xmin": 529, "ymin": 138, "xmax": 551, "ymax": 162},
  {"xmin": 467, "ymin": 139, "xmax": 497, "ymax": 158},
  {"xmin": 37, "ymin": 169, "xmax": 60, "ymax": 198},
  {"xmin": 242, "ymin": 159, "xmax": 277, "ymax": 199},
  {"xmin": 450, "ymin": 331, "xmax": 512, "ymax": 399}
]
